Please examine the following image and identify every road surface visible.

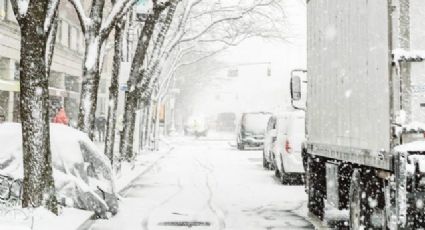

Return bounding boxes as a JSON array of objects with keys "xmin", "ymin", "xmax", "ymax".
[{"xmin": 91, "ymin": 136, "xmax": 314, "ymax": 230}]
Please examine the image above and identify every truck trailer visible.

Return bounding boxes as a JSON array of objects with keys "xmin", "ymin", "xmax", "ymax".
[{"xmin": 291, "ymin": 0, "xmax": 425, "ymax": 229}]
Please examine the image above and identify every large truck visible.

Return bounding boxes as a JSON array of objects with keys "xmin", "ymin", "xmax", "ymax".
[{"xmin": 290, "ymin": 0, "xmax": 425, "ymax": 229}]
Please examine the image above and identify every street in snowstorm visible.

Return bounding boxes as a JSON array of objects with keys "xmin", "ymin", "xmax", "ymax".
[
  {"xmin": 91, "ymin": 135, "xmax": 313, "ymax": 230},
  {"xmin": 2, "ymin": 0, "xmax": 425, "ymax": 229}
]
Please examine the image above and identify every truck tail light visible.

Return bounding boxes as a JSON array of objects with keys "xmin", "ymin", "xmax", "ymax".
[{"xmin": 285, "ymin": 139, "xmax": 292, "ymax": 153}]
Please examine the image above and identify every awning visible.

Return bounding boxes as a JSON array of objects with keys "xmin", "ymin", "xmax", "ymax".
[
  {"xmin": 0, "ymin": 80, "xmax": 77, "ymax": 99},
  {"xmin": 0, "ymin": 79, "xmax": 19, "ymax": 92}
]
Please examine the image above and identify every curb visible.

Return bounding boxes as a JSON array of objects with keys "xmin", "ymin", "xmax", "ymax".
[
  {"xmin": 119, "ymin": 146, "xmax": 174, "ymax": 195},
  {"xmin": 77, "ymin": 218, "xmax": 95, "ymax": 230},
  {"xmin": 77, "ymin": 146, "xmax": 174, "ymax": 230}
]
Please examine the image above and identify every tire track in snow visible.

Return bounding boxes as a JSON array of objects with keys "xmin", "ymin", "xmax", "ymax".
[
  {"xmin": 141, "ymin": 178, "xmax": 184, "ymax": 230},
  {"xmin": 194, "ymin": 157, "xmax": 227, "ymax": 230}
]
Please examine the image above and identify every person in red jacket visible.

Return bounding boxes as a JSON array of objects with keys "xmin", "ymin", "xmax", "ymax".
[{"xmin": 53, "ymin": 107, "xmax": 69, "ymax": 125}]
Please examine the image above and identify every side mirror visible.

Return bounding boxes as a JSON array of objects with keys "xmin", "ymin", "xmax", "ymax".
[{"xmin": 291, "ymin": 75, "xmax": 302, "ymax": 101}]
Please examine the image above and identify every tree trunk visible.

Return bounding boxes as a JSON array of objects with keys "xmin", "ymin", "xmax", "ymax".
[
  {"xmin": 119, "ymin": 91, "xmax": 138, "ymax": 161},
  {"xmin": 120, "ymin": 9, "xmax": 162, "ymax": 160},
  {"xmin": 78, "ymin": 36, "xmax": 102, "ymax": 139},
  {"xmin": 19, "ymin": 3, "xmax": 57, "ymax": 213},
  {"xmin": 76, "ymin": 0, "xmax": 105, "ymax": 139},
  {"xmin": 146, "ymin": 100, "xmax": 155, "ymax": 149},
  {"xmin": 105, "ymin": 21, "xmax": 125, "ymax": 164},
  {"xmin": 153, "ymin": 99, "xmax": 162, "ymax": 150}
]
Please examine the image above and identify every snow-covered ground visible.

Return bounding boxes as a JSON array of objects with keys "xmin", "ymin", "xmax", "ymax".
[{"xmin": 90, "ymin": 135, "xmax": 314, "ymax": 230}]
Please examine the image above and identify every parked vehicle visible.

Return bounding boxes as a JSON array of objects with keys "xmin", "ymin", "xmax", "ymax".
[
  {"xmin": 263, "ymin": 116, "xmax": 278, "ymax": 169},
  {"xmin": 0, "ymin": 123, "xmax": 118, "ymax": 218},
  {"xmin": 236, "ymin": 112, "xmax": 271, "ymax": 150},
  {"xmin": 184, "ymin": 116, "xmax": 208, "ymax": 137},
  {"xmin": 263, "ymin": 112, "xmax": 305, "ymax": 184},
  {"xmin": 292, "ymin": 1, "xmax": 425, "ymax": 228},
  {"xmin": 216, "ymin": 112, "xmax": 236, "ymax": 131}
]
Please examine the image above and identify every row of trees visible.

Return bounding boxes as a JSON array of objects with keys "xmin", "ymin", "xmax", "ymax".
[{"xmin": 11, "ymin": 0, "xmax": 287, "ymax": 213}]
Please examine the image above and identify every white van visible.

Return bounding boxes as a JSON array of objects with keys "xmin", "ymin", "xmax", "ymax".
[{"xmin": 267, "ymin": 110, "xmax": 305, "ymax": 184}]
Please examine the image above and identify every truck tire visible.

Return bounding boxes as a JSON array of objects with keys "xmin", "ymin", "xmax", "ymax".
[
  {"xmin": 349, "ymin": 169, "xmax": 384, "ymax": 229},
  {"xmin": 349, "ymin": 169, "xmax": 364, "ymax": 229},
  {"xmin": 307, "ymin": 156, "xmax": 326, "ymax": 220}
]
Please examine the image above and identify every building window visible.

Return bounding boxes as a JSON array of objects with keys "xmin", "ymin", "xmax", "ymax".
[
  {"xmin": 14, "ymin": 62, "xmax": 19, "ymax": 81},
  {"xmin": 61, "ymin": 21, "xmax": 69, "ymax": 47},
  {"xmin": 57, "ymin": 20, "xmax": 62, "ymax": 43},
  {"xmin": 70, "ymin": 26, "xmax": 78, "ymax": 50}
]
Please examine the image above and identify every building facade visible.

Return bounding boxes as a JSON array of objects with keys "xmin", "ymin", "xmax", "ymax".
[{"xmin": 0, "ymin": 0, "xmax": 112, "ymax": 126}]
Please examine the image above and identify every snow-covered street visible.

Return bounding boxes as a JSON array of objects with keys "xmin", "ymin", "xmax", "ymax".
[{"xmin": 91, "ymin": 135, "xmax": 313, "ymax": 230}]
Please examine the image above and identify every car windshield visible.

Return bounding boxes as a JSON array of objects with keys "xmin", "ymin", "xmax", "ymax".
[{"xmin": 244, "ymin": 113, "xmax": 271, "ymax": 134}]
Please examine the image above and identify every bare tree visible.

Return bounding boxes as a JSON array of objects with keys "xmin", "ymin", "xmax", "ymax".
[
  {"xmin": 10, "ymin": 0, "xmax": 60, "ymax": 213},
  {"xmin": 104, "ymin": 16, "xmax": 126, "ymax": 164},
  {"xmin": 141, "ymin": 0, "xmax": 288, "ymax": 148},
  {"xmin": 68, "ymin": 0, "xmax": 141, "ymax": 138},
  {"xmin": 119, "ymin": 0, "xmax": 177, "ymax": 161},
  {"xmin": 119, "ymin": 0, "xmax": 288, "ymax": 158}
]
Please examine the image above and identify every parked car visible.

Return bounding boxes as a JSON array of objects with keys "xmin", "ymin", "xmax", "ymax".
[
  {"xmin": 216, "ymin": 112, "xmax": 236, "ymax": 131},
  {"xmin": 0, "ymin": 123, "xmax": 118, "ymax": 218},
  {"xmin": 236, "ymin": 112, "xmax": 271, "ymax": 150},
  {"xmin": 263, "ymin": 115, "xmax": 278, "ymax": 170},
  {"xmin": 266, "ymin": 111, "xmax": 305, "ymax": 184},
  {"xmin": 184, "ymin": 116, "xmax": 208, "ymax": 137}
]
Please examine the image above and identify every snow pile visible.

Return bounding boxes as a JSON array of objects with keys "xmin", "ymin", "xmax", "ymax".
[
  {"xmin": 17, "ymin": 0, "xmax": 30, "ymax": 17},
  {"xmin": 393, "ymin": 48, "xmax": 425, "ymax": 62},
  {"xmin": 0, "ymin": 123, "xmax": 117, "ymax": 217},
  {"xmin": 395, "ymin": 141, "xmax": 425, "ymax": 153},
  {"xmin": 395, "ymin": 121, "xmax": 425, "ymax": 137},
  {"xmin": 0, "ymin": 207, "xmax": 93, "ymax": 230}
]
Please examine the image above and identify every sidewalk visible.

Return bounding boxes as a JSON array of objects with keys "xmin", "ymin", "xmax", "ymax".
[
  {"xmin": 0, "ymin": 207, "xmax": 93, "ymax": 230},
  {"xmin": 93, "ymin": 138, "xmax": 173, "ymax": 193},
  {"xmin": 0, "ymin": 139, "xmax": 172, "ymax": 230}
]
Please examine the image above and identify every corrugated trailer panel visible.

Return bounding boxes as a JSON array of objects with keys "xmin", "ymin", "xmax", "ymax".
[
  {"xmin": 409, "ymin": 0, "xmax": 425, "ymax": 123},
  {"xmin": 307, "ymin": 0, "xmax": 391, "ymax": 153}
]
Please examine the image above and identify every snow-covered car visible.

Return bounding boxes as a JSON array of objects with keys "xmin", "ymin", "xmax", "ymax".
[
  {"xmin": 184, "ymin": 116, "xmax": 209, "ymax": 137},
  {"xmin": 0, "ymin": 123, "xmax": 118, "ymax": 218},
  {"xmin": 271, "ymin": 111, "xmax": 305, "ymax": 184},
  {"xmin": 236, "ymin": 112, "xmax": 271, "ymax": 150},
  {"xmin": 263, "ymin": 116, "xmax": 278, "ymax": 170}
]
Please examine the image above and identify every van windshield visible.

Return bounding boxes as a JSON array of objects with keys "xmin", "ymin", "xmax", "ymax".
[{"xmin": 244, "ymin": 113, "xmax": 271, "ymax": 134}]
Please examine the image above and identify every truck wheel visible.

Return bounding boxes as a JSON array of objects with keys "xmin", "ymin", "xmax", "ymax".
[
  {"xmin": 350, "ymin": 168, "xmax": 385, "ymax": 229},
  {"xmin": 349, "ymin": 169, "xmax": 364, "ymax": 229},
  {"xmin": 307, "ymin": 156, "xmax": 326, "ymax": 220}
]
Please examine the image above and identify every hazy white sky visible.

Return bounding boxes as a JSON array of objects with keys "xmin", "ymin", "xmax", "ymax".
[{"xmin": 187, "ymin": 0, "xmax": 307, "ymax": 116}]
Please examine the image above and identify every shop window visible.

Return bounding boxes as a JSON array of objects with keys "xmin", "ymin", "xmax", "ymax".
[
  {"xmin": 65, "ymin": 75, "xmax": 80, "ymax": 92},
  {"xmin": 14, "ymin": 62, "xmax": 19, "ymax": 81},
  {"xmin": 13, "ymin": 93, "xmax": 19, "ymax": 122}
]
